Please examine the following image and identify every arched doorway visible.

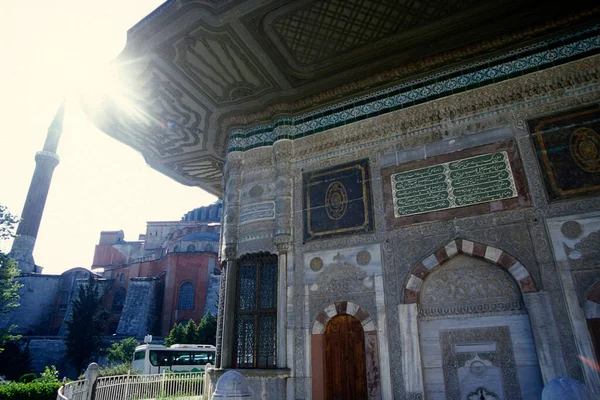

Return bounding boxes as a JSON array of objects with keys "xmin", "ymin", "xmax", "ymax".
[{"xmin": 325, "ymin": 314, "xmax": 367, "ymax": 400}]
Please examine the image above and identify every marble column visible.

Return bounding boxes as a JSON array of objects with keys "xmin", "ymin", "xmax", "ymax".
[
  {"xmin": 398, "ymin": 303, "xmax": 425, "ymax": 397},
  {"xmin": 219, "ymin": 153, "xmax": 243, "ymax": 369},
  {"xmin": 220, "ymin": 246, "xmax": 238, "ymax": 369},
  {"xmin": 273, "ymin": 139, "xmax": 293, "ymax": 369},
  {"xmin": 275, "ymin": 240, "xmax": 289, "ymax": 368}
]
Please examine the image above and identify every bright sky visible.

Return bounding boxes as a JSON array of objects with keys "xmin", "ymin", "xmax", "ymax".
[{"xmin": 1, "ymin": 1, "xmax": 217, "ymax": 274}]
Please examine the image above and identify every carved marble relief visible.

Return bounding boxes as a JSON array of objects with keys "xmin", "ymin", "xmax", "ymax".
[
  {"xmin": 303, "ymin": 159, "xmax": 374, "ymax": 241},
  {"xmin": 419, "ymin": 255, "xmax": 525, "ymax": 319},
  {"xmin": 304, "ymin": 244, "xmax": 382, "ymax": 297},
  {"xmin": 547, "ymin": 212, "xmax": 600, "ymax": 304},
  {"xmin": 528, "ymin": 105, "xmax": 600, "ymax": 202}
]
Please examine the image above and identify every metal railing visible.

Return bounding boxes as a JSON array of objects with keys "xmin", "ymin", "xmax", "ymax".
[
  {"xmin": 57, "ymin": 370, "xmax": 205, "ymax": 399},
  {"xmin": 94, "ymin": 372, "xmax": 205, "ymax": 400},
  {"xmin": 56, "ymin": 379, "xmax": 88, "ymax": 400}
]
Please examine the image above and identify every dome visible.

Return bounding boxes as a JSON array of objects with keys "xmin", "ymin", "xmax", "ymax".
[{"xmin": 182, "ymin": 200, "xmax": 222, "ymax": 222}]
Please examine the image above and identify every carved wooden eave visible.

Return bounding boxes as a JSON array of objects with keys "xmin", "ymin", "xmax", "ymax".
[{"xmin": 86, "ymin": 0, "xmax": 600, "ymax": 196}]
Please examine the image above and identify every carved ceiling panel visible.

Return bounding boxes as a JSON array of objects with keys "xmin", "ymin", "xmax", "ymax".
[
  {"xmin": 92, "ymin": 61, "xmax": 209, "ymax": 159},
  {"xmin": 269, "ymin": 0, "xmax": 481, "ymax": 68},
  {"xmin": 164, "ymin": 154, "xmax": 224, "ymax": 189},
  {"xmin": 158, "ymin": 25, "xmax": 280, "ymax": 106}
]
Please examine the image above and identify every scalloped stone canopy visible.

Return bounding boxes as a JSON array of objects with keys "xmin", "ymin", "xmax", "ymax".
[{"xmin": 87, "ymin": 0, "xmax": 599, "ymax": 196}]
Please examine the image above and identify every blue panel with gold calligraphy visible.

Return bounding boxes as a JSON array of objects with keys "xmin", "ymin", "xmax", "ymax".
[
  {"xmin": 303, "ymin": 159, "xmax": 374, "ymax": 242},
  {"xmin": 528, "ymin": 105, "xmax": 600, "ymax": 201}
]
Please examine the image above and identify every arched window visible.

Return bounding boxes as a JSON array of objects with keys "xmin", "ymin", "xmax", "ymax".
[
  {"xmin": 187, "ymin": 244, "xmax": 196, "ymax": 252},
  {"xmin": 178, "ymin": 282, "xmax": 195, "ymax": 310},
  {"xmin": 174, "ymin": 245, "xmax": 179, "ymax": 252},
  {"xmin": 119, "ymin": 273, "xmax": 125, "ymax": 283},
  {"xmin": 111, "ymin": 288, "xmax": 126, "ymax": 312}
]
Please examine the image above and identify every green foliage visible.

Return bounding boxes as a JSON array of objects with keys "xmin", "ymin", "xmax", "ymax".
[
  {"xmin": 0, "ymin": 342, "xmax": 31, "ymax": 380},
  {"xmin": 183, "ymin": 320, "xmax": 197, "ymax": 344},
  {"xmin": 196, "ymin": 312, "xmax": 217, "ymax": 345},
  {"xmin": 164, "ymin": 312, "xmax": 217, "ymax": 347},
  {"xmin": 0, "ymin": 381, "xmax": 62, "ymax": 400},
  {"xmin": 0, "ymin": 205, "xmax": 22, "ymax": 352},
  {"xmin": 37, "ymin": 366, "xmax": 59, "ymax": 383},
  {"xmin": 164, "ymin": 323, "xmax": 185, "ymax": 347},
  {"xmin": 0, "ymin": 206, "xmax": 19, "ymax": 241},
  {"xmin": 98, "ymin": 362, "xmax": 137, "ymax": 377},
  {"xmin": 18, "ymin": 373, "xmax": 36, "ymax": 384},
  {"xmin": 106, "ymin": 337, "xmax": 140, "ymax": 364},
  {"xmin": 64, "ymin": 276, "xmax": 108, "ymax": 373}
]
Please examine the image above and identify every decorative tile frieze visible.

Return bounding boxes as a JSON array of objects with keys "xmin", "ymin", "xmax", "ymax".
[{"xmin": 228, "ymin": 25, "xmax": 600, "ymax": 152}]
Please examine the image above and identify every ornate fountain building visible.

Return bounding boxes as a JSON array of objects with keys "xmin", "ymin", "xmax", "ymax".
[{"xmin": 92, "ymin": 1, "xmax": 600, "ymax": 398}]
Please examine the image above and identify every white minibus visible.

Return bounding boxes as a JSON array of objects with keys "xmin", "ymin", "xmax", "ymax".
[{"xmin": 132, "ymin": 344, "xmax": 216, "ymax": 374}]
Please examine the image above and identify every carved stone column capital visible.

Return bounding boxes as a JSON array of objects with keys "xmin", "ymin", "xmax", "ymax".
[
  {"xmin": 274, "ymin": 235, "xmax": 291, "ymax": 254},
  {"xmin": 223, "ymin": 244, "xmax": 237, "ymax": 261}
]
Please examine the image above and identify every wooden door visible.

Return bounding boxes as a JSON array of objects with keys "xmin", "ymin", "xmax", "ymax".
[{"xmin": 325, "ymin": 314, "xmax": 368, "ymax": 400}]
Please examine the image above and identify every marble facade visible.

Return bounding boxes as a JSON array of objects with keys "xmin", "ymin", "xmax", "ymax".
[{"xmin": 212, "ymin": 52, "xmax": 600, "ymax": 399}]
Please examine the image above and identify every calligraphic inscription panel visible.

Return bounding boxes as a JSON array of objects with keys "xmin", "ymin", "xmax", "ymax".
[
  {"xmin": 391, "ymin": 152, "xmax": 517, "ymax": 217},
  {"xmin": 303, "ymin": 159, "xmax": 374, "ymax": 242},
  {"xmin": 528, "ymin": 106, "xmax": 600, "ymax": 201}
]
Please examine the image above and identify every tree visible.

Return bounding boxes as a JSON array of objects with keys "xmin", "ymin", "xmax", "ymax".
[
  {"xmin": 64, "ymin": 276, "xmax": 107, "ymax": 373},
  {"xmin": 164, "ymin": 323, "xmax": 185, "ymax": 347},
  {"xmin": 0, "ymin": 205, "xmax": 22, "ymax": 351},
  {"xmin": 163, "ymin": 313, "xmax": 217, "ymax": 347},
  {"xmin": 183, "ymin": 320, "xmax": 197, "ymax": 344},
  {"xmin": 196, "ymin": 312, "xmax": 217, "ymax": 345},
  {"xmin": 106, "ymin": 337, "xmax": 140, "ymax": 364}
]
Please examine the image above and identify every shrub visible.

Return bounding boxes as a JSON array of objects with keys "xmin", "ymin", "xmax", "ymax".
[
  {"xmin": 18, "ymin": 373, "xmax": 36, "ymax": 384},
  {"xmin": 106, "ymin": 337, "xmax": 139, "ymax": 364},
  {"xmin": 99, "ymin": 362, "xmax": 137, "ymax": 377},
  {"xmin": 37, "ymin": 366, "xmax": 59, "ymax": 383},
  {"xmin": 0, "ymin": 381, "xmax": 62, "ymax": 400}
]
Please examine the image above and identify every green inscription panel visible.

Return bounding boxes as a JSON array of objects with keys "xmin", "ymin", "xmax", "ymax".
[{"xmin": 391, "ymin": 152, "xmax": 518, "ymax": 217}]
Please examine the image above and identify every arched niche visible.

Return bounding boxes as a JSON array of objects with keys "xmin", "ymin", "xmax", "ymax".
[{"xmin": 417, "ymin": 254, "xmax": 543, "ymax": 400}]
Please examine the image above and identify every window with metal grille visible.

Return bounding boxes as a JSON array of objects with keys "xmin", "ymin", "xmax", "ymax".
[
  {"xmin": 178, "ymin": 282, "xmax": 195, "ymax": 310},
  {"xmin": 234, "ymin": 253, "xmax": 277, "ymax": 368}
]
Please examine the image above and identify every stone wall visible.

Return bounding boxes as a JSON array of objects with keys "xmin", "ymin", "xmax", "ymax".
[
  {"xmin": 0, "ymin": 275, "xmax": 60, "ymax": 335},
  {"xmin": 117, "ymin": 277, "xmax": 163, "ymax": 337}
]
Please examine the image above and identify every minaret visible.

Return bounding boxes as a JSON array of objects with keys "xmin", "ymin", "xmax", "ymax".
[{"xmin": 10, "ymin": 102, "xmax": 65, "ymax": 274}]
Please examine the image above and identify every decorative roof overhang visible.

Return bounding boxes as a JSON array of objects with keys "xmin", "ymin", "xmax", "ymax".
[{"xmin": 87, "ymin": 0, "xmax": 600, "ymax": 196}]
